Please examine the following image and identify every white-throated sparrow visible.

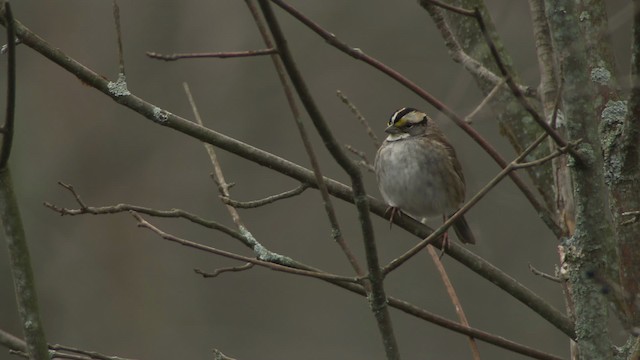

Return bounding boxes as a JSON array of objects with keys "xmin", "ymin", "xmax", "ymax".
[{"xmin": 374, "ymin": 107, "xmax": 476, "ymax": 245}]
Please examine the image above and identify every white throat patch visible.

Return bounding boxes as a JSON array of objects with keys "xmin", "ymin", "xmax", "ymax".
[{"xmin": 385, "ymin": 133, "xmax": 410, "ymax": 142}]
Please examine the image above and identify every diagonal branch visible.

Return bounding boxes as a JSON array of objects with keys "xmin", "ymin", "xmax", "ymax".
[
  {"xmin": 472, "ymin": 8, "xmax": 581, "ymax": 162},
  {"xmin": 243, "ymin": 0, "xmax": 364, "ymax": 277},
  {"xmin": 421, "ymin": 0, "xmax": 537, "ymax": 99},
  {"xmin": 146, "ymin": 48, "xmax": 277, "ymax": 61},
  {"xmin": 257, "ymin": 1, "xmax": 399, "ymax": 357},
  {"xmin": 220, "ymin": 183, "xmax": 309, "ymax": 208},
  {"xmin": 132, "ymin": 212, "xmax": 359, "ymax": 283}
]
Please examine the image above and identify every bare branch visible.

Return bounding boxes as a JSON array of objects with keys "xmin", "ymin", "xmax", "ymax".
[
  {"xmin": 244, "ymin": 0, "xmax": 365, "ymax": 277},
  {"xmin": 146, "ymin": 48, "xmax": 277, "ymax": 61},
  {"xmin": 421, "ymin": 0, "xmax": 475, "ymax": 17},
  {"xmin": 344, "ymin": 144, "xmax": 374, "ymax": 173},
  {"xmin": 132, "ymin": 212, "xmax": 359, "ymax": 283},
  {"xmin": 465, "ymin": 79, "xmax": 505, "ymax": 124},
  {"xmin": 427, "ymin": 246, "xmax": 481, "ymax": 359},
  {"xmin": 44, "ymin": 181, "xmax": 249, "ymax": 244},
  {"xmin": 473, "ymin": 9, "xmax": 580, "ymax": 162},
  {"xmin": 50, "ymin": 344, "xmax": 138, "ymax": 360},
  {"xmin": 258, "ymin": 1, "xmax": 399, "ymax": 356},
  {"xmin": 220, "ymin": 184, "xmax": 309, "ymax": 208},
  {"xmin": 337, "ymin": 90, "xmax": 380, "ymax": 148},
  {"xmin": 529, "ymin": 263, "xmax": 562, "ymax": 283},
  {"xmin": 111, "ymin": 0, "xmax": 125, "ymax": 75}
]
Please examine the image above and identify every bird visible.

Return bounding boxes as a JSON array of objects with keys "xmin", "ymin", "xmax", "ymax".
[{"xmin": 374, "ymin": 107, "xmax": 476, "ymax": 245}]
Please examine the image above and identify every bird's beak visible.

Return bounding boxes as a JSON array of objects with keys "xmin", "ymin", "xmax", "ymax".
[{"xmin": 385, "ymin": 125, "xmax": 401, "ymax": 134}]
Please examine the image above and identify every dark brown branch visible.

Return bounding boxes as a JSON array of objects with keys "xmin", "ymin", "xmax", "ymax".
[
  {"xmin": 258, "ymin": 1, "xmax": 399, "ymax": 357},
  {"xmin": 268, "ymin": 0, "xmax": 562, "ymax": 239},
  {"xmin": 146, "ymin": 48, "xmax": 277, "ymax": 61},
  {"xmin": 243, "ymin": 0, "xmax": 364, "ymax": 277}
]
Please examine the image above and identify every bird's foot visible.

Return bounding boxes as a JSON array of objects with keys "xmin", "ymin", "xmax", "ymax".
[{"xmin": 385, "ymin": 206, "xmax": 401, "ymax": 229}]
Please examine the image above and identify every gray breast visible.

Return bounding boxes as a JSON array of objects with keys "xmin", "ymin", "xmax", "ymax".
[{"xmin": 375, "ymin": 139, "xmax": 460, "ymax": 218}]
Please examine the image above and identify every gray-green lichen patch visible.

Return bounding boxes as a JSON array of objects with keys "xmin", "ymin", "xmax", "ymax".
[
  {"xmin": 590, "ymin": 67, "xmax": 611, "ymax": 86},
  {"xmin": 151, "ymin": 106, "xmax": 169, "ymax": 124},
  {"xmin": 579, "ymin": 11, "xmax": 590, "ymax": 22},
  {"xmin": 107, "ymin": 73, "xmax": 131, "ymax": 97},
  {"xmin": 600, "ymin": 100, "xmax": 627, "ymax": 185}
]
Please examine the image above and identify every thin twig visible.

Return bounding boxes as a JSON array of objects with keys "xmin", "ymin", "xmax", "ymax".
[
  {"xmin": 50, "ymin": 344, "xmax": 137, "ymax": 360},
  {"xmin": 512, "ymin": 142, "xmax": 577, "ymax": 169},
  {"xmin": 133, "ymin": 212, "xmax": 358, "ymax": 283},
  {"xmin": 344, "ymin": 144, "xmax": 375, "ymax": 173},
  {"xmin": 112, "ymin": 0, "xmax": 125, "ymax": 75},
  {"xmin": 528, "ymin": 263, "xmax": 562, "ymax": 283},
  {"xmin": 621, "ymin": 210, "xmax": 640, "ymax": 225},
  {"xmin": 337, "ymin": 90, "xmax": 380, "ymax": 148},
  {"xmin": 422, "ymin": 0, "xmax": 475, "ymax": 16},
  {"xmin": 213, "ymin": 349, "xmax": 238, "ymax": 360},
  {"xmin": 220, "ymin": 184, "xmax": 309, "ymax": 208},
  {"xmin": 194, "ymin": 263, "xmax": 254, "ymax": 278},
  {"xmin": 44, "ymin": 181, "xmax": 249, "ymax": 245},
  {"xmin": 426, "ymin": 246, "xmax": 481, "ymax": 359},
  {"xmin": 465, "ymin": 79, "xmax": 505, "ymax": 124},
  {"xmin": 184, "ymin": 82, "xmax": 247, "ymax": 230},
  {"xmin": 146, "ymin": 48, "xmax": 277, "ymax": 61}
]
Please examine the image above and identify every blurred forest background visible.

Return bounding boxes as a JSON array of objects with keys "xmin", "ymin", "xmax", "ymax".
[{"xmin": 0, "ymin": 1, "xmax": 634, "ymax": 359}]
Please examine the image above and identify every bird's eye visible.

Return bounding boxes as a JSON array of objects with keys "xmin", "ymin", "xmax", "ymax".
[{"xmin": 405, "ymin": 123, "xmax": 414, "ymax": 128}]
